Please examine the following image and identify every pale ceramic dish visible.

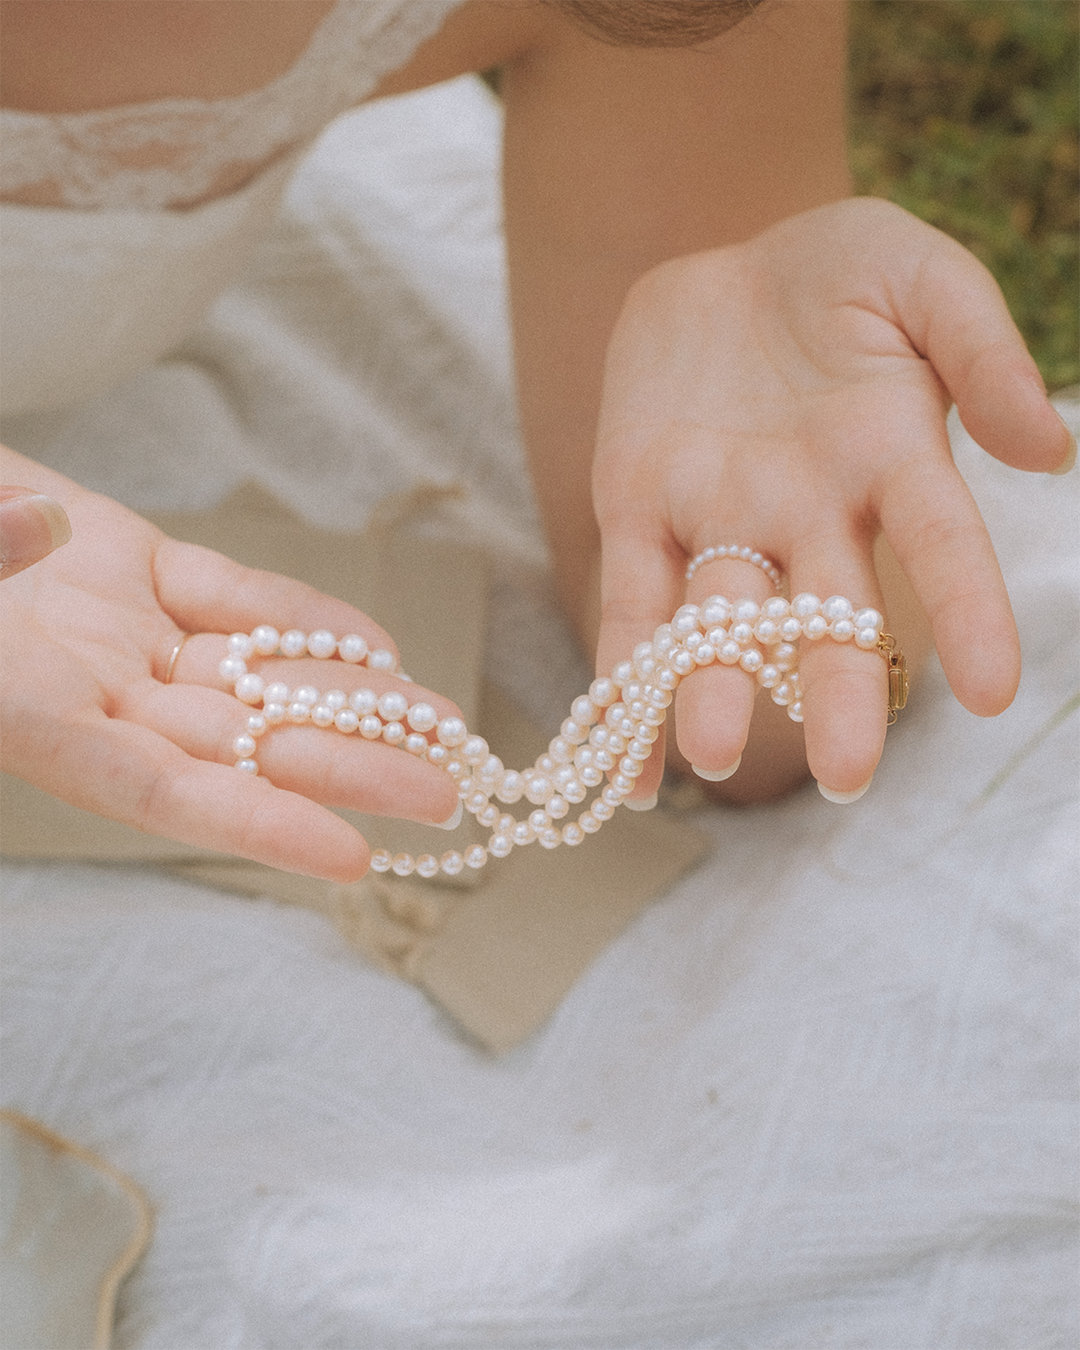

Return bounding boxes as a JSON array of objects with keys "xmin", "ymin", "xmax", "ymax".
[{"xmin": 1, "ymin": 1110, "xmax": 151, "ymax": 1350}]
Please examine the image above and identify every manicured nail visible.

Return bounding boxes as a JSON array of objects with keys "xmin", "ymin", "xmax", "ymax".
[
  {"xmin": 692, "ymin": 755, "xmax": 741, "ymax": 782},
  {"xmin": 818, "ymin": 779, "xmax": 872, "ymax": 804},
  {"xmin": 24, "ymin": 494, "xmax": 72, "ymax": 549},
  {"xmin": 623, "ymin": 792, "xmax": 658, "ymax": 812},
  {"xmin": 435, "ymin": 802, "xmax": 463, "ymax": 830},
  {"xmin": 1049, "ymin": 414, "xmax": 1076, "ymax": 475}
]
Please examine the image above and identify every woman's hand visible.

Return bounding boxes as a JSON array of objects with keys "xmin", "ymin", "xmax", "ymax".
[
  {"xmin": 0, "ymin": 448, "xmax": 461, "ymax": 880},
  {"xmin": 593, "ymin": 198, "xmax": 1075, "ymax": 802},
  {"xmin": 0, "ymin": 486, "xmax": 71, "ymax": 579}
]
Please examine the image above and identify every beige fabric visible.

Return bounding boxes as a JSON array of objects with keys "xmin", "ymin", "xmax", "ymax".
[
  {"xmin": 0, "ymin": 1111, "xmax": 151, "ymax": 1350},
  {"xmin": 0, "ymin": 485, "xmax": 711, "ymax": 1049}
]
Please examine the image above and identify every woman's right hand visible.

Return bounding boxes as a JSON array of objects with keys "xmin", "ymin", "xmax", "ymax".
[{"xmin": 0, "ymin": 446, "xmax": 461, "ymax": 880}]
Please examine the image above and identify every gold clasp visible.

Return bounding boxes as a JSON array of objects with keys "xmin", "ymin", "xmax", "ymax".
[{"xmin": 876, "ymin": 632, "xmax": 908, "ymax": 725}]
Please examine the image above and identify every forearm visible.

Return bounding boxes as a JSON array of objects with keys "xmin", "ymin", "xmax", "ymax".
[{"xmin": 501, "ymin": 0, "xmax": 852, "ymax": 645}]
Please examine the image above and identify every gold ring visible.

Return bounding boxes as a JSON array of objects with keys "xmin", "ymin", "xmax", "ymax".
[{"xmin": 164, "ymin": 633, "xmax": 191, "ymax": 685}]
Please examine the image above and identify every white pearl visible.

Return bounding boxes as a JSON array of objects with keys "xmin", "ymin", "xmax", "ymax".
[
  {"xmin": 547, "ymin": 795, "xmax": 569, "ymax": 819},
  {"xmin": 440, "ymin": 851, "xmax": 465, "ymax": 876},
  {"xmin": 829, "ymin": 618, "xmax": 855, "ymax": 642},
  {"xmin": 416, "ymin": 855, "xmax": 440, "ymax": 878},
  {"xmin": 246, "ymin": 713, "xmax": 268, "ymax": 737},
  {"xmin": 477, "ymin": 803, "xmax": 500, "ymax": 828},
  {"xmin": 571, "ymin": 695, "xmax": 596, "ymax": 725},
  {"xmin": 489, "ymin": 834, "xmax": 513, "ymax": 858},
  {"xmin": 234, "ymin": 673, "xmax": 266, "ymax": 705},
  {"xmin": 538, "ymin": 829, "xmax": 561, "ymax": 850},
  {"xmin": 307, "ymin": 630, "xmax": 337, "ymax": 659},
  {"xmin": 854, "ymin": 607, "xmax": 883, "ymax": 632},
  {"xmin": 280, "ymin": 630, "xmax": 307, "ymax": 658},
  {"xmin": 580, "ymin": 812, "xmax": 601, "ymax": 834},
  {"xmin": 739, "ymin": 649, "xmax": 764, "ymax": 674},
  {"xmin": 822, "ymin": 595, "xmax": 854, "ymax": 622},
  {"xmin": 647, "ymin": 686, "xmax": 672, "ymax": 708},
  {"xmin": 803, "ymin": 615, "xmax": 829, "ymax": 640},
  {"xmin": 233, "ymin": 733, "xmax": 257, "ymax": 758},
  {"xmin": 642, "ymin": 706, "xmax": 666, "ymax": 727},
  {"xmin": 592, "ymin": 798, "xmax": 615, "ymax": 821},
  {"xmin": 791, "ymin": 593, "xmax": 822, "ymax": 619},
  {"xmin": 311, "ymin": 705, "xmax": 335, "ymax": 728},
  {"xmin": 287, "ymin": 702, "xmax": 311, "ymax": 723},
  {"xmin": 228, "ymin": 633, "xmax": 255, "ymax": 660},
  {"xmin": 611, "ymin": 660, "xmax": 634, "ymax": 686},
  {"xmin": 563, "ymin": 779, "xmax": 588, "ymax": 804},
  {"xmin": 464, "ymin": 845, "xmax": 488, "ymax": 869},
  {"xmin": 656, "ymin": 667, "xmax": 680, "ymax": 691},
  {"xmin": 753, "ymin": 618, "xmax": 780, "ymax": 645},
  {"xmin": 561, "ymin": 718, "xmax": 589, "ymax": 745},
  {"xmin": 671, "ymin": 649, "xmax": 695, "ymax": 676},
  {"xmin": 653, "ymin": 628, "xmax": 677, "ymax": 657},
  {"xmin": 580, "ymin": 767, "xmax": 604, "ymax": 787},
  {"xmin": 461, "ymin": 735, "xmax": 489, "ymax": 766},
  {"xmin": 219, "ymin": 656, "xmax": 247, "ymax": 683},
  {"xmin": 338, "ymin": 633, "xmax": 368, "ymax": 663},
  {"xmin": 525, "ymin": 775, "xmax": 555, "ymax": 806},
  {"xmin": 757, "ymin": 664, "xmax": 782, "ymax": 688},
  {"xmin": 692, "ymin": 642, "xmax": 716, "ymax": 667},
  {"xmin": 436, "ymin": 717, "xmax": 468, "ymax": 747},
  {"xmin": 368, "ymin": 648, "xmax": 396, "ymax": 673},
  {"xmin": 324, "ymin": 690, "xmax": 347, "ymax": 711},
  {"xmin": 771, "ymin": 681, "xmax": 794, "ymax": 706},
  {"xmin": 700, "ymin": 596, "xmax": 731, "ymax": 626},
  {"xmin": 263, "ymin": 681, "xmax": 290, "ymax": 706},
  {"xmin": 512, "ymin": 821, "xmax": 536, "ymax": 846},
  {"xmin": 496, "ymin": 771, "xmax": 525, "ymax": 804},
  {"xmin": 382, "ymin": 722, "xmax": 406, "ymax": 746},
  {"xmin": 391, "ymin": 853, "xmax": 415, "ymax": 877},
  {"xmin": 235, "ymin": 758, "xmax": 259, "ymax": 774},
  {"xmin": 263, "ymin": 702, "xmax": 286, "ymax": 725},
  {"xmin": 589, "ymin": 677, "xmax": 618, "ymax": 707},
  {"xmin": 251, "ymin": 626, "xmax": 280, "ymax": 657},
  {"xmin": 349, "ymin": 688, "xmax": 379, "ymax": 716},
  {"xmin": 426, "ymin": 744, "xmax": 449, "ymax": 767},
  {"xmin": 619, "ymin": 756, "xmax": 643, "ymax": 778},
  {"xmin": 762, "ymin": 596, "xmax": 791, "ymax": 619},
  {"xmin": 855, "ymin": 626, "xmax": 881, "ymax": 650},
  {"xmin": 335, "ymin": 709, "xmax": 360, "ymax": 734},
  {"xmin": 293, "ymin": 686, "xmax": 319, "ymax": 707},
  {"xmin": 370, "ymin": 849, "xmax": 392, "ymax": 873},
  {"xmin": 593, "ymin": 748, "xmax": 616, "ymax": 772},
  {"xmin": 672, "ymin": 604, "xmax": 701, "ymax": 635},
  {"xmin": 733, "ymin": 598, "xmax": 760, "ymax": 623},
  {"xmin": 779, "ymin": 616, "xmax": 803, "ymax": 642},
  {"xmin": 359, "ymin": 715, "xmax": 382, "ymax": 739},
  {"xmin": 406, "ymin": 702, "xmax": 437, "ymax": 733},
  {"xmin": 788, "ymin": 700, "xmax": 804, "ymax": 723},
  {"xmin": 404, "ymin": 732, "xmax": 428, "ymax": 755},
  {"xmin": 729, "ymin": 622, "xmax": 754, "ymax": 646},
  {"xmin": 562, "ymin": 822, "xmax": 586, "ymax": 846},
  {"xmin": 377, "ymin": 691, "xmax": 409, "ymax": 722},
  {"xmin": 774, "ymin": 642, "xmax": 798, "ymax": 672}
]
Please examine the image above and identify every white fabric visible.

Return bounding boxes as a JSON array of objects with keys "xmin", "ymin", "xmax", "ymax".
[
  {"xmin": 0, "ymin": 0, "xmax": 459, "ymax": 209},
  {"xmin": 2, "ymin": 78, "xmax": 1078, "ymax": 1350}
]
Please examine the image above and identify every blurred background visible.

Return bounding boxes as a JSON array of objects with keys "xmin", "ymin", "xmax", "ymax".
[{"xmin": 849, "ymin": 0, "xmax": 1078, "ymax": 391}]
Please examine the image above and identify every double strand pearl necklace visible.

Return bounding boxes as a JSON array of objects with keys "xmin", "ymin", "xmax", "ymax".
[{"xmin": 216, "ymin": 593, "xmax": 906, "ymax": 880}]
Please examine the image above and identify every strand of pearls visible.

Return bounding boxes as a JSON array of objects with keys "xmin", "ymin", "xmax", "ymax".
[
  {"xmin": 219, "ymin": 597, "xmax": 896, "ymax": 878},
  {"xmin": 684, "ymin": 544, "xmax": 783, "ymax": 588}
]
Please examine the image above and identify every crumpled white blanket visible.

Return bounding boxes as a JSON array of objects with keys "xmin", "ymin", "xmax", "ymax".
[{"xmin": 2, "ymin": 78, "xmax": 1078, "ymax": 1350}]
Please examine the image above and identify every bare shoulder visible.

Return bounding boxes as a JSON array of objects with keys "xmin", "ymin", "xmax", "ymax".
[{"xmin": 0, "ymin": 0, "xmax": 338, "ymax": 111}]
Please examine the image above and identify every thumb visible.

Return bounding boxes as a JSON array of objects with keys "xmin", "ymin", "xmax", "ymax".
[{"xmin": 0, "ymin": 487, "xmax": 72, "ymax": 580}]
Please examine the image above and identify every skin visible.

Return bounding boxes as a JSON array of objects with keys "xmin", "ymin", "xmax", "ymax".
[{"xmin": 0, "ymin": 1, "xmax": 1072, "ymax": 874}]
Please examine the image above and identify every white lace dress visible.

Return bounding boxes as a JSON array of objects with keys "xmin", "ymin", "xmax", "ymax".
[{"xmin": 1, "ymin": 6, "xmax": 1077, "ymax": 1347}]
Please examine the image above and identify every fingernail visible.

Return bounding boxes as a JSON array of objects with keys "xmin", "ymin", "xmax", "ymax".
[
  {"xmin": 1049, "ymin": 414, "xmax": 1076, "ymax": 475},
  {"xmin": 692, "ymin": 755, "xmax": 741, "ymax": 782},
  {"xmin": 623, "ymin": 792, "xmax": 658, "ymax": 812},
  {"xmin": 818, "ymin": 778, "xmax": 872, "ymax": 804},
  {"xmin": 434, "ymin": 802, "xmax": 463, "ymax": 830},
  {"xmin": 26, "ymin": 495, "xmax": 72, "ymax": 550}
]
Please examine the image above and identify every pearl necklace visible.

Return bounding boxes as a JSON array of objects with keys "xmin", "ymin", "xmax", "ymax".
[{"xmin": 218, "ymin": 596, "xmax": 905, "ymax": 878}]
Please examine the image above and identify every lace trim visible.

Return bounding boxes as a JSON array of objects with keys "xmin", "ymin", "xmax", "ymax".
[{"xmin": 0, "ymin": 0, "xmax": 460, "ymax": 211}]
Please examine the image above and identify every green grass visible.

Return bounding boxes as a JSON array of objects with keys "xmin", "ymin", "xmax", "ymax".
[{"xmin": 849, "ymin": 0, "xmax": 1079, "ymax": 390}]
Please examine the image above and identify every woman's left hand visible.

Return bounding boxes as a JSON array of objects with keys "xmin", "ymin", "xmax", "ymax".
[{"xmin": 592, "ymin": 198, "xmax": 1074, "ymax": 802}]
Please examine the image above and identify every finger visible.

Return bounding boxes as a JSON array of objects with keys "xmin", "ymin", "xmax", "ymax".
[
  {"xmin": 37, "ymin": 713, "xmax": 372, "ymax": 881},
  {"xmin": 0, "ymin": 489, "xmax": 72, "ymax": 580},
  {"xmin": 151, "ymin": 540, "xmax": 404, "ymax": 672},
  {"xmin": 901, "ymin": 226, "xmax": 1073, "ymax": 474},
  {"xmin": 677, "ymin": 552, "xmax": 781, "ymax": 780},
  {"xmin": 878, "ymin": 454, "xmax": 1019, "ymax": 717},
  {"xmin": 596, "ymin": 527, "xmax": 685, "ymax": 803},
  {"xmin": 125, "ymin": 678, "xmax": 460, "ymax": 828}
]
